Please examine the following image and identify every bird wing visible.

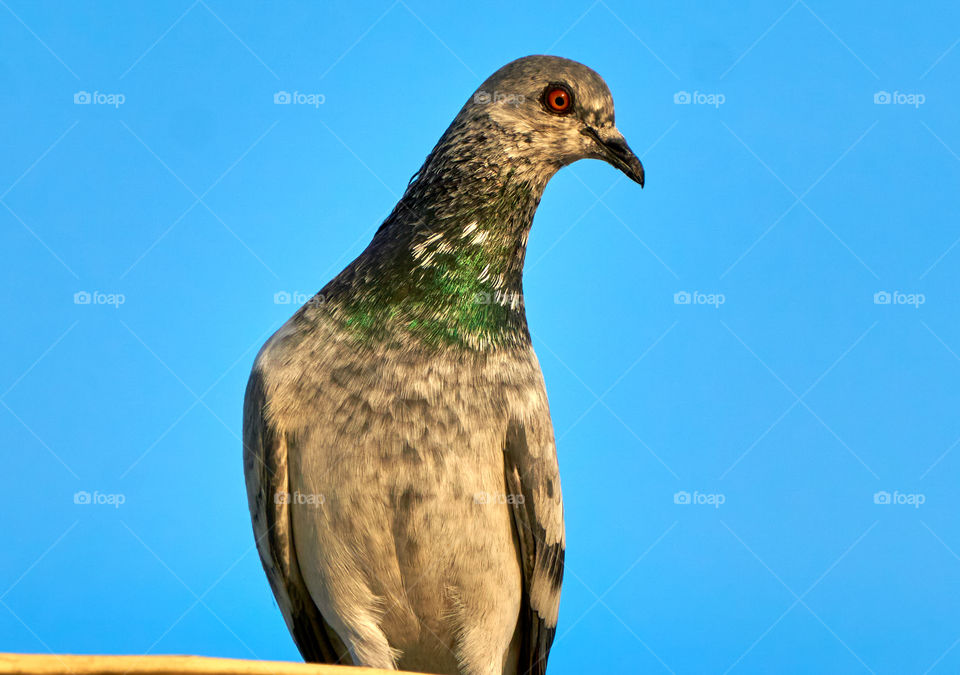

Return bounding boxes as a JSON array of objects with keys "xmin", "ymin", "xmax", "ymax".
[
  {"xmin": 503, "ymin": 417, "xmax": 565, "ymax": 675},
  {"xmin": 243, "ymin": 367, "xmax": 348, "ymax": 664}
]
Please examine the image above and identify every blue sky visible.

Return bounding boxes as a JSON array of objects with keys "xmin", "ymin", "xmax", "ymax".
[{"xmin": 2, "ymin": 1, "xmax": 959, "ymax": 673}]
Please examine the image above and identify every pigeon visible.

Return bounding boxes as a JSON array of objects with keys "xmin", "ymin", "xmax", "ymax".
[{"xmin": 244, "ymin": 55, "xmax": 644, "ymax": 675}]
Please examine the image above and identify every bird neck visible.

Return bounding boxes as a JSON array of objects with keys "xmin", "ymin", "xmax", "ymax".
[{"xmin": 326, "ymin": 164, "xmax": 551, "ymax": 351}]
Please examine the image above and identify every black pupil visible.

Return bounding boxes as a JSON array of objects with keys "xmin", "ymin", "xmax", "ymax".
[{"xmin": 553, "ymin": 94, "xmax": 565, "ymax": 107}]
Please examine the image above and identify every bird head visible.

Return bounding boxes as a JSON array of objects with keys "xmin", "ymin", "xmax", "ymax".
[{"xmin": 458, "ymin": 55, "xmax": 644, "ymax": 187}]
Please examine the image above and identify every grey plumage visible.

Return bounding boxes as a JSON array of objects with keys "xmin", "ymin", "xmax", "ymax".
[{"xmin": 244, "ymin": 55, "xmax": 644, "ymax": 675}]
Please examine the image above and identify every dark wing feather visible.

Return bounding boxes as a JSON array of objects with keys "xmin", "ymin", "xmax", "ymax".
[
  {"xmin": 504, "ymin": 419, "xmax": 565, "ymax": 675},
  {"xmin": 243, "ymin": 369, "xmax": 348, "ymax": 664}
]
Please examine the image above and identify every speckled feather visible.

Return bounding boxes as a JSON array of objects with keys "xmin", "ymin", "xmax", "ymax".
[{"xmin": 244, "ymin": 55, "xmax": 644, "ymax": 675}]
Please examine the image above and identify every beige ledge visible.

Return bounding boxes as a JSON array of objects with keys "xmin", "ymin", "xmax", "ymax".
[{"xmin": 0, "ymin": 654, "xmax": 423, "ymax": 675}]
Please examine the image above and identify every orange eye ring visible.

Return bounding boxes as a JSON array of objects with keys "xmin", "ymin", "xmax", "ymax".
[{"xmin": 542, "ymin": 85, "xmax": 573, "ymax": 114}]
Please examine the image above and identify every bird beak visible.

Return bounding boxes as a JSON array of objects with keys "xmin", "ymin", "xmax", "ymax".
[{"xmin": 582, "ymin": 126, "xmax": 645, "ymax": 188}]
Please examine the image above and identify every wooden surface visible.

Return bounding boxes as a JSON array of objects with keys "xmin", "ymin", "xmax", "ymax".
[{"xmin": 0, "ymin": 654, "xmax": 424, "ymax": 675}]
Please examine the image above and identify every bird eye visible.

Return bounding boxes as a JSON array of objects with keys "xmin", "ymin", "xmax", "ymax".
[{"xmin": 542, "ymin": 85, "xmax": 573, "ymax": 114}]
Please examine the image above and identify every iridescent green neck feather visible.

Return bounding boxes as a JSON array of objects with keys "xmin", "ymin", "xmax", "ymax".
[{"xmin": 322, "ymin": 175, "xmax": 544, "ymax": 350}]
